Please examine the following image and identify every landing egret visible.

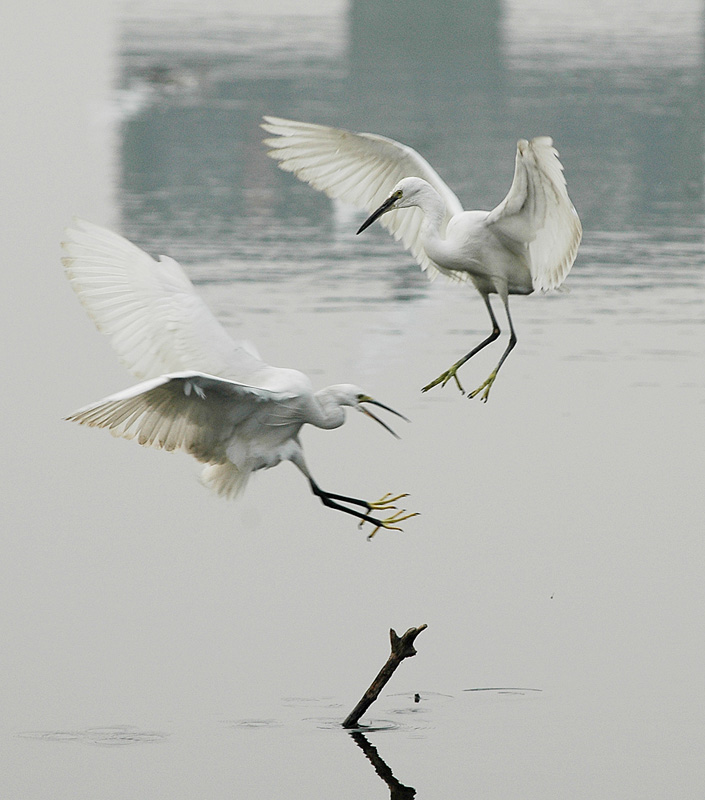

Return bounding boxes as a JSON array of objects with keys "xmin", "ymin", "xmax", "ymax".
[
  {"xmin": 62, "ymin": 219, "xmax": 416, "ymax": 536},
  {"xmin": 262, "ymin": 117, "xmax": 582, "ymax": 401}
]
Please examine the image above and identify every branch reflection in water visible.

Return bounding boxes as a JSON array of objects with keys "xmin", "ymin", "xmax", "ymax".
[{"xmin": 350, "ymin": 730, "xmax": 416, "ymax": 800}]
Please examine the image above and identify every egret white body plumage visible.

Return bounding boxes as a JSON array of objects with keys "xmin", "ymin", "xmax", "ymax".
[
  {"xmin": 63, "ymin": 219, "xmax": 416, "ymax": 536},
  {"xmin": 262, "ymin": 117, "xmax": 582, "ymax": 400}
]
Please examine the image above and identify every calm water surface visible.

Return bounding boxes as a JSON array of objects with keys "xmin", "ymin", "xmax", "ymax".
[{"xmin": 3, "ymin": 0, "xmax": 704, "ymax": 798}]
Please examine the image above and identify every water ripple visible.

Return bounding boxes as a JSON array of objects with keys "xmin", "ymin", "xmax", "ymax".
[
  {"xmin": 224, "ymin": 719, "xmax": 283, "ymax": 730},
  {"xmin": 17, "ymin": 725, "xmax": 170, "ymax": 746}
]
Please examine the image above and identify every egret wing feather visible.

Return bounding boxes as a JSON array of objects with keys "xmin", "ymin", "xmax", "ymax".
[
  {"xmin": 66, "ymin": 371, "xmax": 298, "ymax": 464},
  {"xmin": 62, "ymin": 218, "xmax": 267, "ymax": 381},
  {"xmin": 262, "ymin": 116, "xmax": 465, "ymax": 279},
  {"xmin": 486, "ymin": 137, "xmax": 582, "ymax": 291}
]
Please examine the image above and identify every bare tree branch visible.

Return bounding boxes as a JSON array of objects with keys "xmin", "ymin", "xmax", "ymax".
[{"xmin": 342, "ymin": 624, "xmax": 428, "ymax": 729}]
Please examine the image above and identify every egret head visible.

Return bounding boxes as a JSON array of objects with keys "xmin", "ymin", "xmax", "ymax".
[
  {"xmin": 329, "ymin": 384, "xmax": 409, "ymax": 438},
  {"xmin": 356, "ymin": 177, "xmax": 429, "ymax": 234}
]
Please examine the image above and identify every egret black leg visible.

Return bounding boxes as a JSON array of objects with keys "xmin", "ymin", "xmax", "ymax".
[
  {"xmin": 421, "ymin": 294, "xmax": 500, "ymax": 394},
  {"xmin": 468, "ymin": 297, "xmax": 517, "ymax": 402},
  {"xmin": 308, "ymin": 480, "xmax": 416, "ymax": 536}
]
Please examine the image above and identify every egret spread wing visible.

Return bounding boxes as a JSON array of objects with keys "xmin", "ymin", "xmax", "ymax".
[
  {"xmin": 262, "ymin": 116, "xmax": 464, "ymax": 279},
  {"xmin": 66, "ymin": 371, "xmax": 298, "ymax": 463},
  {"xmin": 62, "ymin": 218, "xmax": 267, "ymax": 381},
  {"xmin": 486, "ymin": 137, "xmax": 582, "ymax": 292}
]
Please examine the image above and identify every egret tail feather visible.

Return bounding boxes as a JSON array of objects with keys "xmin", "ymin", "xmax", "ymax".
[{"xmin": 201, "ymin": 462, "xmax": 250, "ymax": 500}]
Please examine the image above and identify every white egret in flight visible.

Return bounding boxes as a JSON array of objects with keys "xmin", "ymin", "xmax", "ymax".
[
  {"xmin": 62, "ymin": 219, "xmax": 416, "ymax": 536},
  {"xmin": 262, "ymin": 117, "xmax": 582, "ymax": 401}
]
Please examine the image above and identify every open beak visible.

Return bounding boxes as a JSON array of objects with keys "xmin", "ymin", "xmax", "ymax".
[
  {"xmin": 358, "ymin": 396, "xmax": 410, "ymax": 439},
  {"xmin": 357, "ymin": 193, "xmax": 398, "ymax": 234}
]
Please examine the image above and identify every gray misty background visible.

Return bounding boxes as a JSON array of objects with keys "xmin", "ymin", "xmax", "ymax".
[{"xmin": 2, "ymin": 0, "xmax": 704, "ymax": 798}]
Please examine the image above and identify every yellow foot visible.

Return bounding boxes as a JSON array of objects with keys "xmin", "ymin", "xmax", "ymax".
[
  {"xmin": 362, "ymin": 509, "xmax": 420, "ymax": 540},
  {"xmin": 367, "ymin": 492, "xmax": 409, "ymax": 511},
  {"xmin": 421, "ymin": 364, "xmax": 465, "ymax": 394},
  {"xmin": 468, "ymin": 370, "xmax": 498, "ymax": 403}
]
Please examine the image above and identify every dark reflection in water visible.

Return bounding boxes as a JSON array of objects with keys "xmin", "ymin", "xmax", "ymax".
[
  {"xmin": 118, "ymin": 2, "xmax": 704, "ymax": 287},
  {"xmin": 350, "ymin": 730, "xmax": 417, "ymax": 799},
  {"xmin": 345, "ymin": 0, "xmax": 507, "ymax": 141},
  {"xmin": 121, "ymin": 0, "xmax": 705, "ymax": 239}
]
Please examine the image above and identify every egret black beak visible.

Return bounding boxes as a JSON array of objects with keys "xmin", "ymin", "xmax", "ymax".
[
  {"xmin": 357, "ymin": 193, "xmax": 399, "ymax": 234},
  {"xmin": 358, "ymin": 395, "xmax": 410, "ymax": 439}
]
